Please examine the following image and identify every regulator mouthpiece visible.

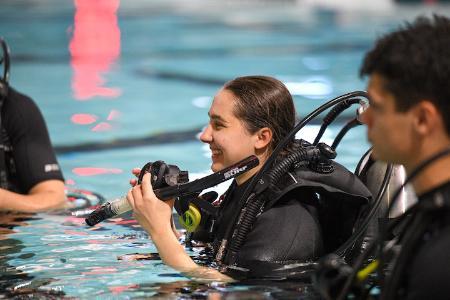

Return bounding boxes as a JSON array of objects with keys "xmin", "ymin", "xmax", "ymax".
[
  {"xmin": 85, "ymin": 160, "xmax": 188, "ymax": 226},
  {"xmin": 85, "ymin": 155, "xmax": 259, "ymax": 226}
]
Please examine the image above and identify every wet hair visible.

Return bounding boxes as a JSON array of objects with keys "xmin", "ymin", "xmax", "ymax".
[
  {"xmin": 223, "ymin": 75, "xmax": 296, "ymax": 152},
  {"xmin": 360, "ymin": 14, "xmax": 450, "ymax": 135}
]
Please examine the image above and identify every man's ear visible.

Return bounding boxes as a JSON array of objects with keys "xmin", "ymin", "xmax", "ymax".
[
  {"xmin": 413, "ymin": 101, "xmax": 441, "ymax": 136},
  {"xmin": 254, "ymin": 127, "xmax": 273, "ymax": 150}
]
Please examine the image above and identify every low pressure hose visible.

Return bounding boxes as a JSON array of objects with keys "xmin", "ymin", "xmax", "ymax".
[
  {"xmin": 225, "ymin": 146, "xmax": 321, "ymax": 265},
  {"xmin": 313, "ymin": 98, "xmax": 362, "ymax": 146}
]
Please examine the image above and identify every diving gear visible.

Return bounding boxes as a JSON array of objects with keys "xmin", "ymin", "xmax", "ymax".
[
  {"xmin": 330, "ymin": 99, "xmax": 368, "ymax": 151},
  {"xmin": 85, "ymin": 160, "xmax": 188, "ymax": 226},
  {"xmin": 85, "ymin": 155, "xmax": 259, "ymax": 226},
  {"xmin": 332, "ymin": 147, "xmax": 450, "ymax": 300},
  {"xmin": 356, "ymin": 150, "xmax": 417, "ymax": 218},
  {"xmin": 176, "ymin": 191, "xmax": 218, "ymax": 237},
  {"xmin": 0, "ymin": 37, "xmax": 10, "ymax": 100},
  {"xmin": 216, "ymin": 91, "xmax": 371, "ymax": 268},
  {"xmin": 0, "ymin": 37, "xmax": 11, "ymax": 189},
  {"xmin": 313, "ymin": 97, "xmax": 364, "ymax": 146}
]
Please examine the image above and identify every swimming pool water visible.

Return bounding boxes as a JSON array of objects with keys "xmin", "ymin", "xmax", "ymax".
[{"xmin": 1, "ymin": 0, "xmax": 450, "ymax": 298}]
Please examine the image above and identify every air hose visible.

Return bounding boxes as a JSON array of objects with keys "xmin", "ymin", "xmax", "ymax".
[
  {"xmin": 225, "ymin": 146, "xmax": 322, "ymax": 265},
  {"xmin": 313, "ymin": 98, "xmax": 362, "ymax": 146},
  {"xmin": 333, "ymin": 163, "xmax": 393, "ymax": 258},
  {"xmin": 331, "ymin": 118, "xmax": 360, "ymax": 151},
  {"xmin": 335, "ymin": 147, "xmax": 450, "ymax": 300},
  {"xmin": 217, "ymin": 91, "xmax": 369, "ymax": 266}
]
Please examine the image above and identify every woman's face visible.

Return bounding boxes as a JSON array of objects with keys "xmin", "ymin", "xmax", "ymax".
[{"xmin": 200, "ymin": 89, "xmax": 260, "ymax": 172}]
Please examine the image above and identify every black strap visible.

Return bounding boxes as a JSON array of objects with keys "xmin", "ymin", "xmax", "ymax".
[
  {"xmin": 0, "ymin": 95, "xmax": 7, "ymax": 189},
  {"xmin": 0, "ymin": 37, "xmax": 10, "ymax": 189}
]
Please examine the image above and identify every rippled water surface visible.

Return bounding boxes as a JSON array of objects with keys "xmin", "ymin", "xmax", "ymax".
[{"xmin": 1, "ymin": 0, "xmax": 450, "ymax": 298}]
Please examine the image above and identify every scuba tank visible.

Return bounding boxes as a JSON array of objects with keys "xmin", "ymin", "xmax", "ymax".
[
  {"xmin": 355, "ymin": 149, "xmax": 417, "ymax": 219},
  {"xmin": 355, "ymin": 149, "xmax": 417, "ymax": 249}
]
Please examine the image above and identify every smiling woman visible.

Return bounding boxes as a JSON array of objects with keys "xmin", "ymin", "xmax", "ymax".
[
  {"xmin": 2, "ymin": 0, "xmax": 445, "ymax": 297},
  {"xmin": 127, "ymin": 75, "xmax": 371, "ymax": 280},
  {"xmin": 127, "ymin": 75, "xmax": 320, "ymax": 280}
]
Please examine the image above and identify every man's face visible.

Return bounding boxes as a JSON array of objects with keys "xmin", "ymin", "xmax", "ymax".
[{"xmin": 361, "ymin": 73, "xmax": 419, "ymax": 166}]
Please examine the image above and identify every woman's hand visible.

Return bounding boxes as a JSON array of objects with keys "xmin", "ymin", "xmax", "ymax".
[
  {"xmin": 126, "ymin": 172, "xmax": 232, "ymax": 282},
  {"xmin": 127, "ymin": 172, "xmax": 174, "ymax": 237},
  {"xmin": 129, "ymin": 168, "xmax": 141, "ymax": 187}
]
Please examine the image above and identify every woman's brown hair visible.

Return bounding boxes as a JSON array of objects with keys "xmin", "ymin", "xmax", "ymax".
[{"xmin": 223, "ymin": 75, "xmax": 296, "ymax": 152}]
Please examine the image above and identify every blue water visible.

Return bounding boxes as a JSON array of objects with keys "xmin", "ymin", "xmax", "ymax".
[{"xmin": 1, "ymin": 0, "xmax": 450, "ymax": 298}]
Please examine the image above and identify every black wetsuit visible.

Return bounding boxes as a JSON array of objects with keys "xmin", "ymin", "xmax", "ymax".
[
  {"xmin": 207, "ymin": 161, "xmax": 371, "ymax": 279},
  {"xmin": 381, "ymin": 181, "xmax": 450, "ymax": 300},
  {"xmin": 214, "ymin": 179, "xmax": 323, "ymax": 265},
  {"xmin": 0, "ymin": 88, "xmax": 64, "ymax": 193}
]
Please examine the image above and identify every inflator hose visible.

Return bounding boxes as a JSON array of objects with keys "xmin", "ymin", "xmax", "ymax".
[
  {"xmin": 225, "ymin": 146, "xmax": 321, "ymax": 265},
  {"xmin": 333, "ymin": 163, "xmax": 393, "ymax": 258},
  {"xmin": 218, "ymin": 91, "xmax": 369, "ymax": 265},
  {"xmin": 336, "ymin": 147, "xmax": 450, "ymax": 300},
  {"xmin": 313, "ymin": 98, "xmax": 362, "ymax": 146}
]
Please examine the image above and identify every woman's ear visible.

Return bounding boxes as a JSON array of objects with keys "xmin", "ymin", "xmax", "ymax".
[{"xmin": 254, "ymin": 127, "xmax": 273, "ymax": 150}]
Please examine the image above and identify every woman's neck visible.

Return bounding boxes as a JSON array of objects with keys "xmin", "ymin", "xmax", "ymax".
[{"xmin": 235, "ymin": 166, "xmax": 259, "ymax": 185}]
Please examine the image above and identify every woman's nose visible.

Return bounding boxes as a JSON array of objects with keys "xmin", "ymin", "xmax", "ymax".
[{"xmin": 199, "ymin": 124, "xmax": 212, "ymax": 143}]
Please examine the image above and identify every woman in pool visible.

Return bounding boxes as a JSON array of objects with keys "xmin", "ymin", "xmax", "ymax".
[{"xmin": 126, "ymin": 75, "xmax": 368, "ymax": 280}]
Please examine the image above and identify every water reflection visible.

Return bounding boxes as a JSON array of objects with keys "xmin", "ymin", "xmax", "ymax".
[
  {"xmin": 69, "ymin": 0, "xmax": 121, "ymax": 100},
  {"xmin": 0, "ymin": 213, "xmax": 64, "ymax": 298},
  {"xmin": 131, "ymin": 279, "xmax": 320, "ymax": 299}
]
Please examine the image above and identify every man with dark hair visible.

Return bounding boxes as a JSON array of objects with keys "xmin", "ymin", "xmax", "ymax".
[
  {"xmin": 0, "ymin": 38, "xmax": 66, "ymax": 212},
  {"xmin": 359, "ymin": 15, "xmax": 450, "ymax": 299}
]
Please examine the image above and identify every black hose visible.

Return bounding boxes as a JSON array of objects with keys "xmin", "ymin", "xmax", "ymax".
[
  {"xmin": 331, "ymin": 118, "xmax": 361, "ymax": 151},
  {"xmin": 380, "ymin": 212, "xmax": 429, "ymax": 299},
  {"xmin": 333, "ymin": 163, "xmax": 393, "ymax": 258},
  {"xmin": 218, "ymin": 92, "xmax": 369, "ymax": 265},
  {"xmin": 225, "ymin": 146, "xmax": 320, "ymax": 265},
  {"xmin": 0, "ymin": 37, "xmax": 10, "ymax": 84},
  {"xmin": 336, "ymin": 147, "xmax": 450, "ymax": 299},
  {"xmin": 313, "ymin": 98, "xmax": 362, "ymax": 146},
  {"xmin": 335, "ymin": 207, "xmax": 414, "ymax": 300}
]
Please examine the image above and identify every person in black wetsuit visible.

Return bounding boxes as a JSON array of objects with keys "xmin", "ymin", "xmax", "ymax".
[
  {"xmin": 127, "ymin": 75, "xmax": 370, "ymax": 280},
  {"xmin": 358, "ymin": 15, "xmax": 450, "ymax": 300},
  {"xmin": 0, "ymin": 86, "xmax": 66, "ymax": 212}
]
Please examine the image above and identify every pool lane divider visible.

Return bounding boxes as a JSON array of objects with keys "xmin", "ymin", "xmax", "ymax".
[
  {"xmin": 54, "ymin": 127, "xmax": 203, "ymax": 154},
  {"xmin": 54, "ymin": 115, "xmax": 355, "ymax": 155}
]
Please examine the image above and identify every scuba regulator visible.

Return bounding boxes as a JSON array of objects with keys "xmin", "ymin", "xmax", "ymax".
[
  {"xmin": 323, "ymin": 147, "xmax": 450, "ymax": 300},
  {"xmin": 85, "ymin": 160, "xmax": 189, "ymax": 226},
  {"xmin": 85, "ymin": 155, "xmax": 259, "ymax": 226},
  {"xmin": 175, "ymin": 190, "xmax": 219, "ymax": 240}
]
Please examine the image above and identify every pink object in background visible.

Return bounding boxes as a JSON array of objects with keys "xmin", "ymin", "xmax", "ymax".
[
  {"xmin": 91, "ymin": 122, "xmax": 113, "ymax": 132},
  {"xmin": 72, "ymin": 167, "xmax": 123, "ymax": 176},
  {"xmin": 69, "ymin": 0, "xmax": 121, "ymax": 100},
  {"xmin": 71, "ymin": 113, "xmax": 98, "ymax": 125}
]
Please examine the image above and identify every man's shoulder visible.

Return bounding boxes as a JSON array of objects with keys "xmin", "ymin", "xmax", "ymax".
[
  {"xmin": 5, "ymin": 87, "xmax": 39, "ymax": 110},
  {"xmin": 2, "ymin": 88, "xmax": 43, "ymax": 128},
  {"xmin": 407, "ymin": 220, "xmax": 450, "ymax": 299},
  {"xmin": 419, "ymin": 181, "xmax": 450, "ymax": 206}
]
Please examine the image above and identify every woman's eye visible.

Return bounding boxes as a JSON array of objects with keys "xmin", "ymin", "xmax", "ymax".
[{"xmin": 212, "ymin": 122, "xmax": 224, "ymax": 129}]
